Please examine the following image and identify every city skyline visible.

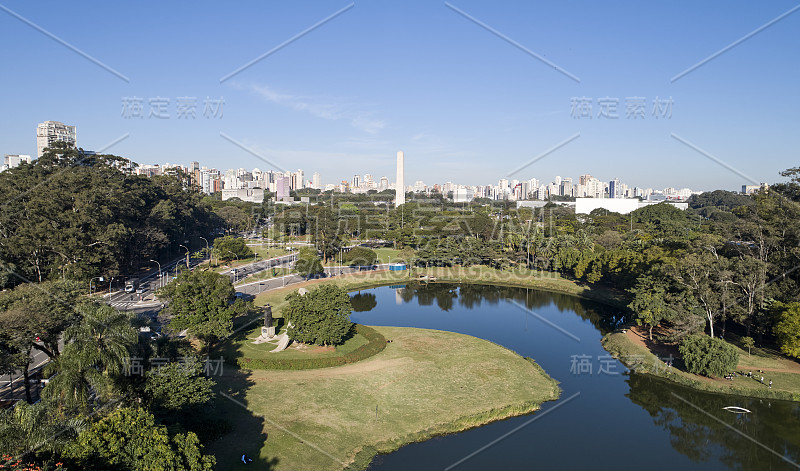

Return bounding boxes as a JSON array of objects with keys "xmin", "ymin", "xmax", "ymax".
[
  {"xmin": 129, "ymin": 153, "xmax": 706, "ymax": 203},
  {"xmin": 10, "ymin": 119, "xmax": 741, "ymax": 198},
  {"xmin": 1, "ymin": 1, "xmax": 798, "ymax": 192}
]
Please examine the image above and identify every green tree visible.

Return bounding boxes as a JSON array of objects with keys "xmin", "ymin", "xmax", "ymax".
[
  {"xmin": 678, "ymin": 334, "xmax": 739, "ymax": 378},
  {"xmin": 159, "ymin": 270, "xmax": 246, "ymax": 350},
  {"xmin": 294, "ymin": 247, "xmax": 324, "ymax": 278},
  {"xmin": 671, "ymin": 250, "xmax": 726, "ymax": 338},
  {"xmin": 144, "ymin": 360, "xmax": 215, "ymax": 412},
  {"xmin": 342, "ymin": 246, "xmax": 377, "ymax": 266},
  {"xmin": 43, "ymin": 305, "xmax": 137, "ymax": 412},
  {"xmin": 0, "ymin": 400, "xmax": 76, "ymax": 463},
  {"xmin": 214, "ymin": 205, "xmax": 251, "ymax": 233},
  {"xmin": 63, "ymin": 407, "xmax": 215, "ymax": 471},
  {"xmin": 628, "ymin": 275, "xmax": 671, "ymax": 341},
  {"xmin": 283, "ymin": 285, "xmax": 353, "ymax": 346},
  {"xmin": 309, "ymin": 206, "xmax": 343, "ymax": 262},
  {"xmin": 741, "ymin": 336, "xmax": 755, "ymax": 357},
  {"xmin": 0, "ymin": 280, "xmax": 87, "ymax": 402},
  {"xmin": 772, "ymin": 302, "xmax": 800, "ymax": 358},
  {"xmin": 211, "ymin": 235, "xmax": 252, "ymax": 262}
]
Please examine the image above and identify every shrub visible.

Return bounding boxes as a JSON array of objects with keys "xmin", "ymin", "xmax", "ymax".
[
  {"xmin": 234, "ymin": 324, "xmax": 387, "ymax": 370},
  {"xmin": 679, "ymin": 334, "xmax": 739, "ymax": 377}
]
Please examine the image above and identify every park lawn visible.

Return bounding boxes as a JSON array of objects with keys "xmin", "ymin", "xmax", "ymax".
[
  {"xmin": 602, "ymin": 329, "xmax": 800, "ymax": 401},
  {"xmin": 248, "ymin": 246, "xmax": 293, "ymax": 260},
  {"xmin": 373, "ymin": 247, "xmax": 402, "ymax": 264},
  {"xmin": 207, "ymin": 326, "xmax": 560, "ymax": 471}
]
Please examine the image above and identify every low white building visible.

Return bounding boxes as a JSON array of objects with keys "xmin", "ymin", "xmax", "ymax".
[
  {"xmin": 221, "ymin": 188, "xmax": 264, "ymax": 203},
  {"xmin": 575, "ymin": 198, "xmax": 688, "ymax": 215},
  {"xmin": 453, "ymin": 187, "xmax": 474, "ymax": 203},
  {"xmin": 2, "ymin": 154, "xmax": 32, "ymax": 171}
]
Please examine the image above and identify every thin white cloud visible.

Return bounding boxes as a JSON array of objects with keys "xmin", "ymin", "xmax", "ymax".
[{"xmin": 247, "ymin": 83, "xmax": 386, "ymax": 134}]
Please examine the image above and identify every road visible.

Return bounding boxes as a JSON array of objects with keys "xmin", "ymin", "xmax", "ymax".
[
  {"xmin": 234, "ymin": 263, "xmax": 392, "ymax": 298},
  {"xmin": 220, "ymin": 253, "xmax": 298, "ymax": 285}
]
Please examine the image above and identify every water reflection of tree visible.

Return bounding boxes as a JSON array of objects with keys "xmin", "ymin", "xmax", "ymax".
[
  {"xmin": 399, "ymin": 283, "xmax": 625, "ymax": 334},
  {"xmin": 350, "ymin": 292, "xmax": 377, "ymax": 312},
  {"xmin": 626, "ymin": 373, "xmax": 800, "ymax": 470}
]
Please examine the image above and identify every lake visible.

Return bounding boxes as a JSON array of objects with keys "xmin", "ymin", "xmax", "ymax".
[{"xmin": 349, "ymin": 283, "xmax": 800, "ymax": 471}]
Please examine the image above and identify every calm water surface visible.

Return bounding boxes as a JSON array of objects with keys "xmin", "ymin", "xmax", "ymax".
[{"xmin": 349, "ymin": 283, "xmax": 800, "ymax": 471}]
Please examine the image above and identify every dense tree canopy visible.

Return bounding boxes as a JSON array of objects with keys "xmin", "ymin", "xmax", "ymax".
[
  {"xmin": 679, "ymin": 334, "xmax": 739, "ymax": 378},
  {"xmin": 284, "ymin": 285, "xmax": 353, "ymax": 346},
  {"xmin": 63, "ymin": 407, "xmax": 215, "ymax": 471},
  {"xmin": 0, "ymin": 143, "xmax": 217, "ymax": 288}
]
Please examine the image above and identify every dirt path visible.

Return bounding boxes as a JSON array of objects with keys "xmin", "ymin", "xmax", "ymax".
[
  {"xmin": 625, "ymin": 325, "xmax": 680, "ymax": 359},
  {"xmin": 626, "ymin": 325, "xmax": 800, "ymax": 375}
]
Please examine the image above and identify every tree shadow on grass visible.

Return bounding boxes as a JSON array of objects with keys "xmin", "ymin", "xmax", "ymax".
[
  {"xmin": 206, "ymin": 367, "xmax": 279, "ymax": 470},
  {"xmin": 217, "ymin": 310, "xmax": 272, "ymax": 364}
]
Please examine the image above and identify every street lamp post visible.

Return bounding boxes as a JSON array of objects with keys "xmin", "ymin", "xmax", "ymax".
[
  {"xmin": 199, "ymin": 237, "xmax": 210, "ymax": 264},
  {"xmin": 109, "ymin": 275, "xmax": 121, "ymax": 293},
  {"xmin": 89, "ymin": 276, "xmax": 104, "ymax": 295},
  {"xmin": 149, "ymin": 259, "xmax": 162, "ymax": 289},
  {"xmin": 225, "ymin": 250, "xmax": 239, "ymax": 282},
  {"xmin": 179, "ymin": 244, "xmax": 190, "ymax": 268}
]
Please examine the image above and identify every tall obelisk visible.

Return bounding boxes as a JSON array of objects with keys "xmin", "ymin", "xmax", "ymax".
[{"xmin": 395, "ymin": 151, "xmax": 405, "ymax": 207}]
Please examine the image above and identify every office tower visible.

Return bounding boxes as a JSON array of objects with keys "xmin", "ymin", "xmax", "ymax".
[
  {"xmin": 379, "ymin": 176, "xmax": 389, "ymax": 191},
  {"xmin": 37, "ymin": 121, "xmax": 77, "ymax": 158},
  {"xmin": 609, "ymin": 178, "xmax": 620, "ymax": 198},
  {"xmin": 561, "ymin": 177, "xmax": 573, "ymax": 197},
  {"xmin": 312, "ymin": 172, "xmax": 321, "ymax": 189},
  {"xmin": 396, "ymin": 151, "xmax": 405, "ymax": 207},
  {"xmin": 364, "ymin": 174, "xmax": 375, "ymax": 190},
  {"xmin": 352, "ymin": 174, "xmax": 361, "ymax": 189},
  {"xmin": 276, "ymin": 175, "xmax": 291, "ymax": 200}
]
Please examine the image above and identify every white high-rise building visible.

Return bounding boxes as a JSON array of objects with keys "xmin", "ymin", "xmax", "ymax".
[
  {"xmin": 379, "ymin": 176, "xmax": 389, "ymax": 191},
  {"xmin": 37, "ymin": 121, "xmax": 76, "ymax": 158},
  {"xmin": 396, "ymin": 151, "xmax": 405, "ymax": 207},
  {"xmin": 312, "ymin": 172, "xmax": 321, "ymax": 189}
]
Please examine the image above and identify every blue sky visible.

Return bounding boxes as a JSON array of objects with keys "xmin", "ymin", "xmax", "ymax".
[{"xmin": 1, "ymin": 0, "xmax": 798, "ymax": 191}]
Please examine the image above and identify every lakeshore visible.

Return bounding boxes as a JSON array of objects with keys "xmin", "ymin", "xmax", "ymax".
[{"xmin": 209, "ymin": 325, "xmax": 560, "ymax": 470}]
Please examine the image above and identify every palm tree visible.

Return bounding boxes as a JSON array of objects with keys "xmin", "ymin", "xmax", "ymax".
[
  {"xmin": 43, "ymin": 304, "xmax": 136, "ymax": 412},
  {"xmin": 65, "ymin": 304, "xmax": 136, "ymax": 376}
]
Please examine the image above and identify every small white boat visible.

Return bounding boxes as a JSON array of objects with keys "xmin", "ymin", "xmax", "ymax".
[{"xmin": 722, "ymin": 406, "xmax": 751, "ymax": 414}]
